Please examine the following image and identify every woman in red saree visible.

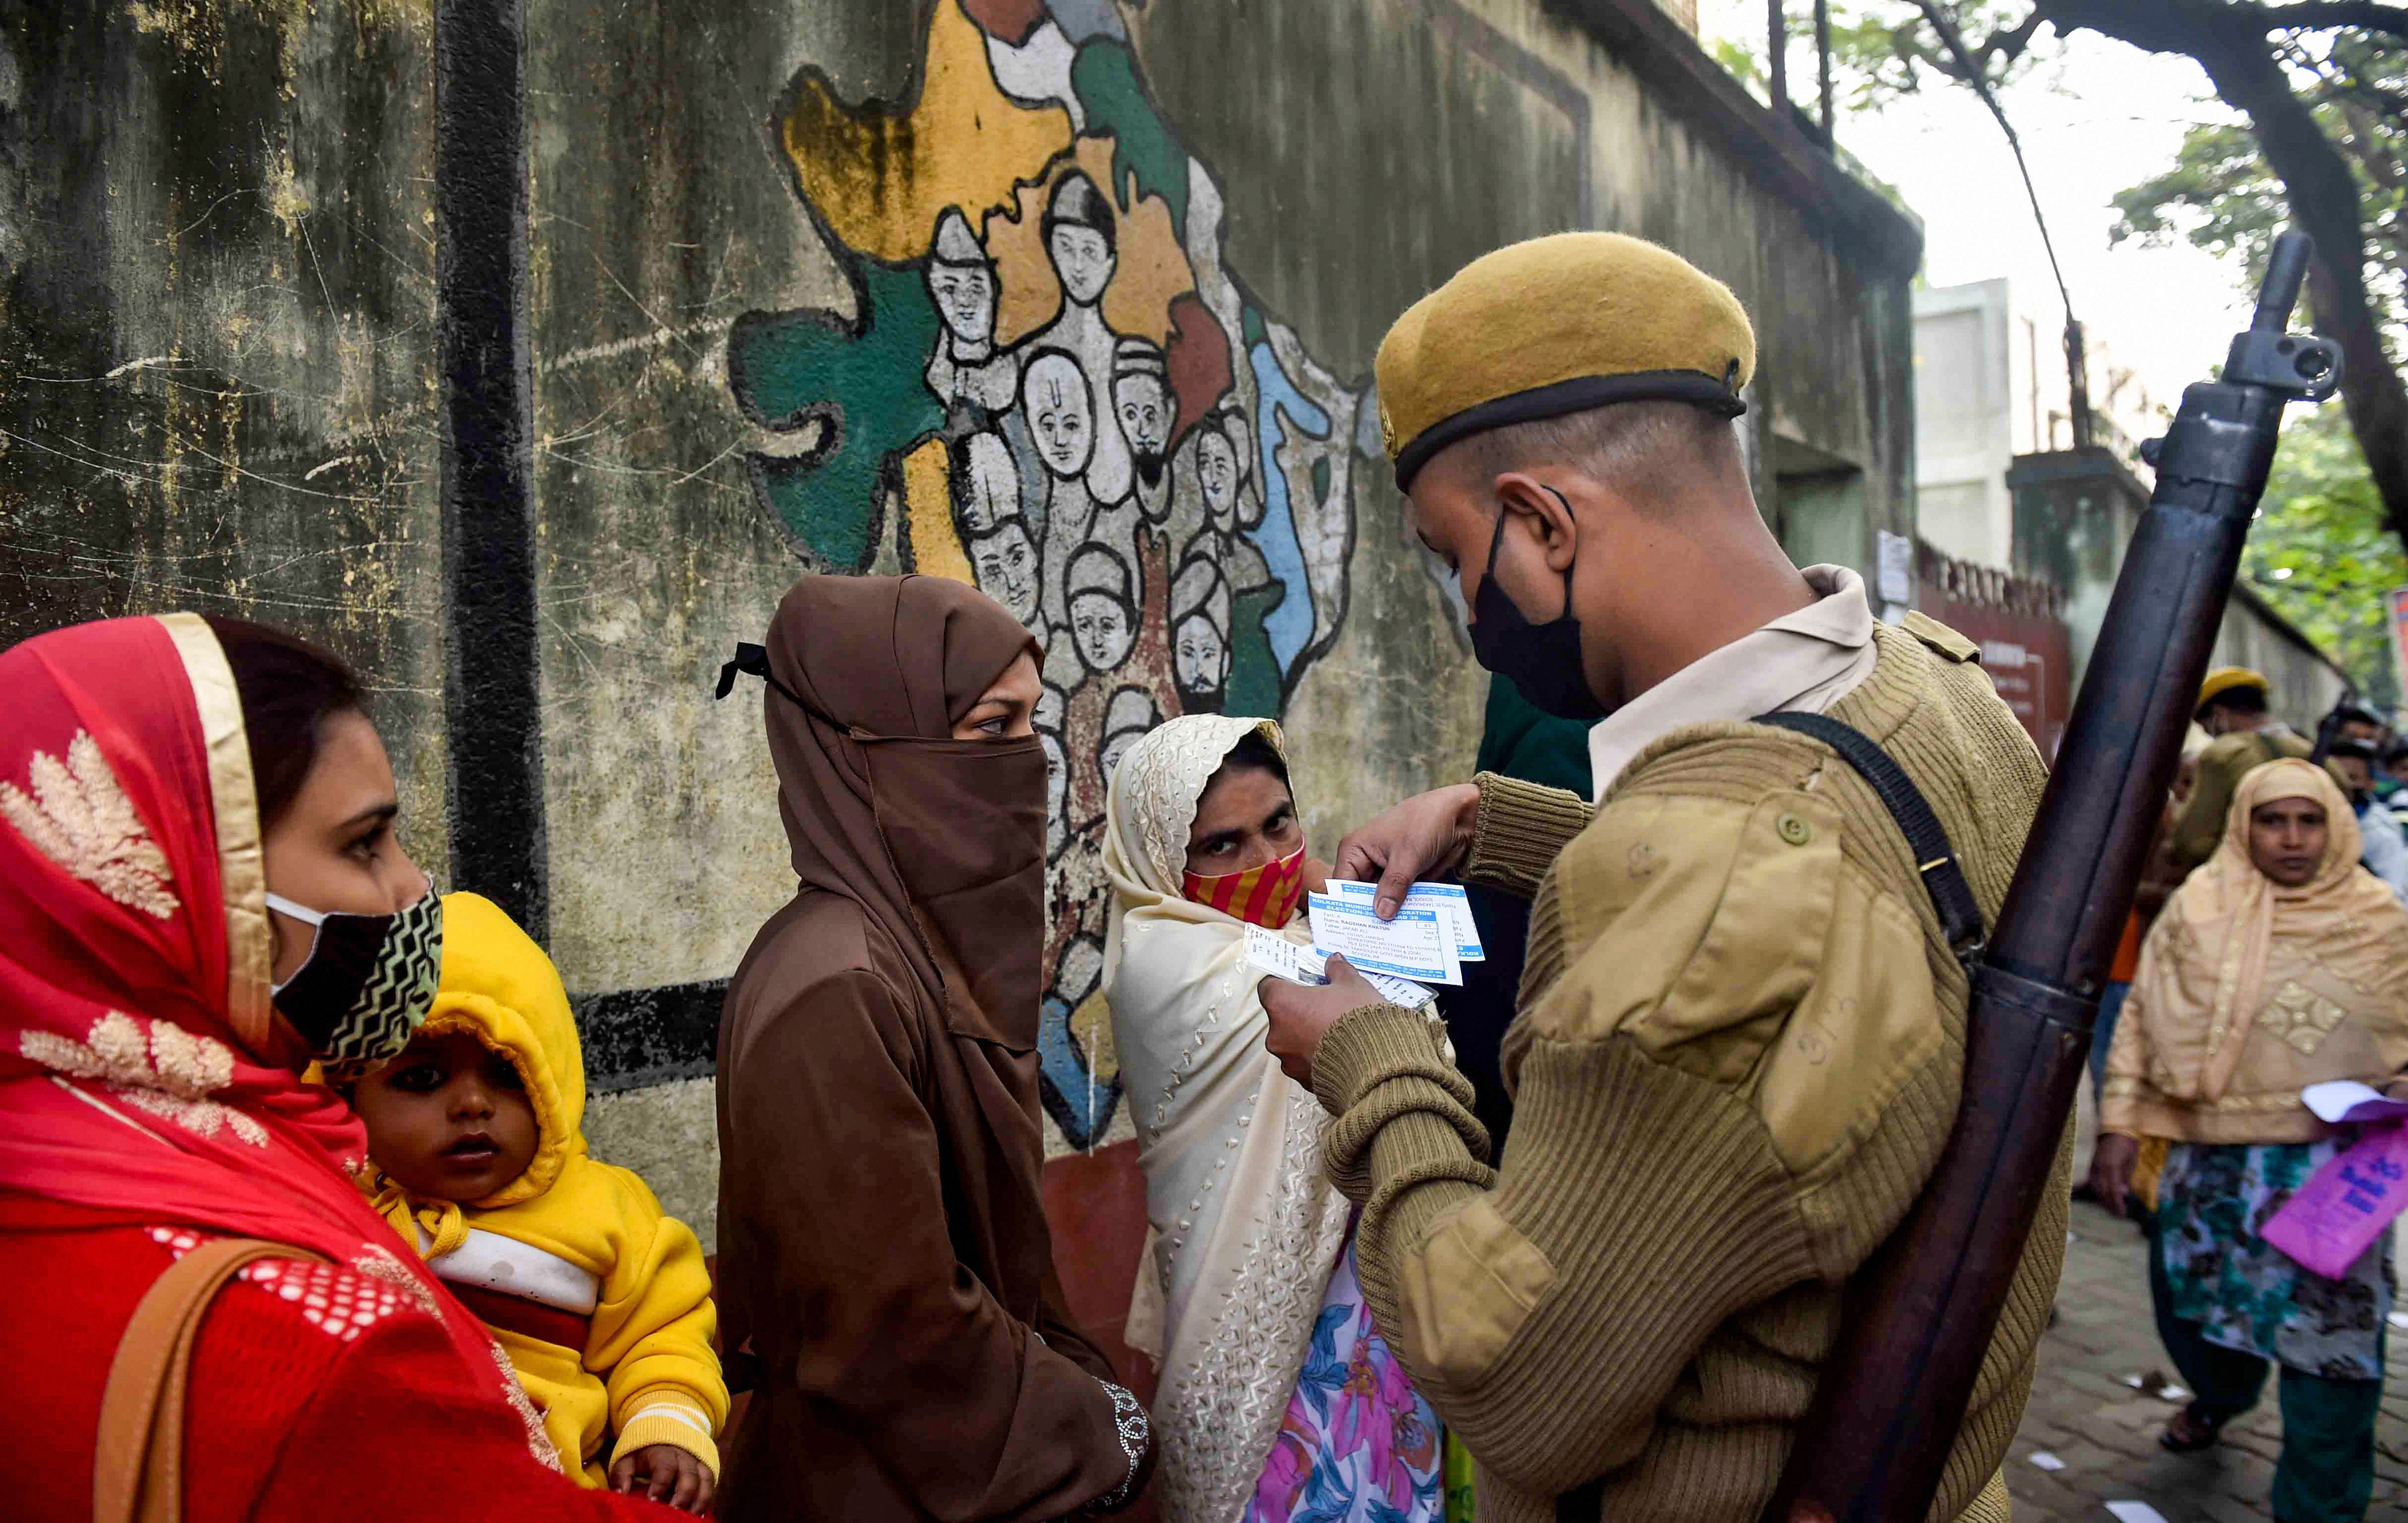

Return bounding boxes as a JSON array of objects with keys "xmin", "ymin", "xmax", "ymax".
[{"xmin": 0, "ymin": 612, "xmax": 674, "ymax": 1519}]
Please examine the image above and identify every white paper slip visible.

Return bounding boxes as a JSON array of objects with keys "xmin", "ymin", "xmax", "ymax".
[
  {"xmin": 1330, "ymin": 879, "xmax": 1485, "ymax": 960},
  {"xmin": 2303, "ymin": 1079, "xmax": 2408, "ymax": 1125},
  {"xmin": 1362, "ymin": 971, "xmax": 1438, "ymax": 1009},
  {"xmin": 1245, "ymin": 925, "xmax": 1328, "ymax": 986},
  {"xmin": 2105, "ymin": 1503, "xmax": 2170, "ymax": 1523},
  {"xmin": 1306, "ymin": 893, "xmax": 1462, "ymax": 985},
  {"xmin": 1243, "ymin": 927, "xmax": 1437, "ymax": 1008}
]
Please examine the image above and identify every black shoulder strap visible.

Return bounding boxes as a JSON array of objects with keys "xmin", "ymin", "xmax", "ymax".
[{"xmin": 1751, "ymin": 711, "xmax": 1987, "ymax": 964}]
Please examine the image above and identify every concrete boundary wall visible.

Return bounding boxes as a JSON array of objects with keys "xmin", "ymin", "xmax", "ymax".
[{"xmin": 2, "ymin": 0, "xmax": 1920, "ymax": 1241}]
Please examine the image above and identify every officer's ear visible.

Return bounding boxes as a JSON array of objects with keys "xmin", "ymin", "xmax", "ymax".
[{"xmin": 1491, "ymin": 472, "xmax": 1582, "ymax": 575}]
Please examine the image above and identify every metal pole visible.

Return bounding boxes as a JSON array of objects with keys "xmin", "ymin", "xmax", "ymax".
[
  {"xmin": 1768, "ymin": 0, "xmax": 1788, "ymax": 125},
  {"xmin": 435, "ymin": 0, "xmax": 548, "ymax": 942},
  {"xmin": 2065, "ymin": 317, "xmax": 2095, "ymax": 452},
  {"xmin": 1815, "ymin": 0, "xmax": 1835, "ymax": 141}
]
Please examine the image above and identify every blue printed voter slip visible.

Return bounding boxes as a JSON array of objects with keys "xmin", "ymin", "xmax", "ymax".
[
  {"xmin": 1304, "ymin": 893, "xmax": 1462, "ymax": 985},
  {"xmin": 1330, "ymin": 879, "xmax": 1486, "ymax": 960}
]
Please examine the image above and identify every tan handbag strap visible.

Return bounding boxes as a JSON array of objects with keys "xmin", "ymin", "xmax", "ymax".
[{"xmin": 94, "ymin": 1236, "xmax": 329, "ymax": 1523}]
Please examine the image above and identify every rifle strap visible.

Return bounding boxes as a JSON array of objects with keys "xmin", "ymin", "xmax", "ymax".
[
  {"xmin": 1550, "ymin": 710, "xmax": 1990, "ymax": 1523},
  {"xmin": 1751, "ymin": 711, "xmax": 1987, "ymax": 965}
]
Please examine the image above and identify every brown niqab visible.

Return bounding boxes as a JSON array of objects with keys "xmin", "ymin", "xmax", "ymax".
[
  {"xmin": 762, "ymin": 574, "xmax": 1044, "ymax": 1045},
  {"xmin": 717, "ymin": 574, "xmax": 1146, "ymax": 1523}
]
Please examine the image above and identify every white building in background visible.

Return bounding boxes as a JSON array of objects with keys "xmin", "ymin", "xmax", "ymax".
[
  {"xmin": 1912, "ymin": 277, "xmax": 2343, "ymax": 720},
  {"xmin": 1913, "ymin": 280, "xmax": 2017, "ymax": 568},
  {"xmin": 1913, "ymin": 279, "xmax": 2175, "ymax": 572}
]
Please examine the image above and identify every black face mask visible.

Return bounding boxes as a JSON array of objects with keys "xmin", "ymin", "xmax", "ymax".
[
  {"xmin": 1468, "ymin": 488, "xmax": 1605, "ymax": 722},
  {"xmin": 266, "ymin": 876, "xmax": 441, "ymax": 1081}
]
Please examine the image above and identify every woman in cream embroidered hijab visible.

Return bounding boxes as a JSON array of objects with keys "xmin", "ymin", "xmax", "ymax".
[
  {"xmin": 2095, "ymin": 758, "xmax": 2408, "ymax": 1518},
  {"xmin": 1104, "ymin": 716, "xmax": 1441, "ymax": 1523}
]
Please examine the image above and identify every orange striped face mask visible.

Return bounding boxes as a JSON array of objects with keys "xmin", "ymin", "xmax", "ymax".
[{"xmin": 1181, "ymin": 844, "xmax": 1307, "ymax": 929}]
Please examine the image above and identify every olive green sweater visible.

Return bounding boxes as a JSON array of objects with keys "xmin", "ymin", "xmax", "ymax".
[{"xmin": 1313, "ymin": 620, "xmax": 2063, "ymax": 1523}]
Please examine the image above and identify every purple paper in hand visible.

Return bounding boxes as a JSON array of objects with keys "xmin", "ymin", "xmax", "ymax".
[{"xmin": 2263, "ymin": 1123, "xmax": 2408, "ymax": 1280}]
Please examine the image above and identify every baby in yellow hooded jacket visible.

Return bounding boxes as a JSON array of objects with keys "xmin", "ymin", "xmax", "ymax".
[{"xmin": 348, "ymin": 892, "xmax": 727, "ymax": 1513}]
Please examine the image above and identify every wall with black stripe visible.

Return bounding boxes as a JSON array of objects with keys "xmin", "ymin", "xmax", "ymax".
[{"xmin": 5, "ymin": 0, "xmax": 1917, "ymax": 1252}]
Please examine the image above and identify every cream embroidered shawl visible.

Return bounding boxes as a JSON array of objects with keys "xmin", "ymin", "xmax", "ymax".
[
  {"xmin": 2108, "ymin": 758, "xmax": 2408, "ymax": 1143},
  {"xmin": 1101, "ymin": 716, "xmax": 1349, "ymax": 1523}
]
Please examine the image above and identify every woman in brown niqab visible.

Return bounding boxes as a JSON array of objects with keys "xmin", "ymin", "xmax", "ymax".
[{"xmin": 714, "ymin": 575, "xmax": 1150, "ymax": 1522}]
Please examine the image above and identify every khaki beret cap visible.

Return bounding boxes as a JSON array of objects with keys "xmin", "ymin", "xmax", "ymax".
[
  {"xmin": 2198, "ymin": 666, "xmax": 2271, "ymax": 707},
  {"xmin": 1375, "ymin": 232, "xmax": 1757, "ymax": 489}
]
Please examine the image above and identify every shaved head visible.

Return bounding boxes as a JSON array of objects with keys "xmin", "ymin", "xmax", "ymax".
[{"xmin": 1427, "ymin": 400, "xmax": 1742, "ymax": 515}]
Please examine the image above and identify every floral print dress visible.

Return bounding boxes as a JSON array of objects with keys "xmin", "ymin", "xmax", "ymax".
[
  {"xmin": 2158, "ymin": 1139, "xmax": 2395, "ymax": 1380},
  {"xmin": 1243, "ymin": 1241, "xmax": 1444, "ymax": 1523}
]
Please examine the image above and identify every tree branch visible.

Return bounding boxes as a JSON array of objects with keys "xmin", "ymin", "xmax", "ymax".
[
  {"xmin": 1971, "ymin": 8, "xmax": 2052, "ymax": 70},
  {"xmin": 2048, "ymin": 0, "xmax": 2408, "ymax": 544},
  {"xmin": 2256, "ymin": 3, "xmax": 2408, "ymax": 42}
]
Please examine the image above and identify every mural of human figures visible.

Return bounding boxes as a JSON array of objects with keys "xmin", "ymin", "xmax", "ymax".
[{"xmin": 726, "ymin": 0, "xmax": 1370, "ymax": 1148}]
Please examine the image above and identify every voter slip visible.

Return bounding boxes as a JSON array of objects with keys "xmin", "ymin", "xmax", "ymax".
[
  {"xmin": 1306, "ymin": 892, "xmax": 1462, "ymax": 985},
  {"xmin": 1244, "ymin": 925, "xmax": 1437, "ymax": 1008},
  {"xmin": 1329, "ymin": 879, "xmax": 1484, "ymax": 960}
]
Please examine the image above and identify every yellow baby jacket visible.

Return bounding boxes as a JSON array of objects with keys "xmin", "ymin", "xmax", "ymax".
[{"xmin": 367, "ymin": 892, "xmax": 726, "ymax": 1485}]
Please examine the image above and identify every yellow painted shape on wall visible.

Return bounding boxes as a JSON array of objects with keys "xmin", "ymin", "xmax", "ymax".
[
  {"xmin": 1072, "ymin": 985, "xmax": 1119, "ymax": 1087},
  {"xmin": 901, "ymin": 436, "xmax": 973, "ymax": 584},
  {"xmin": 986, "ymin": 135, "xmax": 1195, "ymax": 350},
  {"xmin": 779, "ymin": 1, "xmax": 1075, "ymax": 265}
]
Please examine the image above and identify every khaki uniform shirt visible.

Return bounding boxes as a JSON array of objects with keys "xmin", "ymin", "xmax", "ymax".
[{"xmin": 2168, "ymin": 725, "xmax": 2313, "ymax": 875}]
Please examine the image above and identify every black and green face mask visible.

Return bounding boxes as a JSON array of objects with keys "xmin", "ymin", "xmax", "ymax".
[{"xmin": 265, "ymin": 879, "xmax": 442, "ymax": 1080}]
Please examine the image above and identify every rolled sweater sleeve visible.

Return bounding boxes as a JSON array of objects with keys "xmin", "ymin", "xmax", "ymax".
[
  {"xmin": 722, "ymin": 969, "xmax": 1141, "ymax": 1522},
  {"xmin": 1461, "ymin": 772, "xmax": 1594, "ymax": 900}
]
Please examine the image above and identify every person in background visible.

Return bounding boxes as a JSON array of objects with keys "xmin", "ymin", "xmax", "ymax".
[
  {"xmin": 1103, "ymin": 716, "xmax": 1441, "ymax": 1523},
  {"xmin": 1446, "ymin": 674, "xmax": 1594, "ymax": 1151},
  {"xmin": 353, "ymin": 892, "xmax": 725, "ymax": 1512},
  {"xmin": 2168, "ymin": 669, "xmax": 2312, "ymax": 876},
  {"xmin": 713, "ymin": 575, "xmax": 1150, "ymax": 1523},
  {"xmin": 2092, "ymin": 760, "xmax": 2408, "ymax": 1519},
  {"xmin": 2331, "ymin": 702, "xmax": 2384, "ymax": 748},
  {"xmin": 0, "ymin": 614, "xmax": 671, "ymax": 1519},
  {"xmin": 2324, "ymin": 738, "xmax": 2408, "ymax": 904},
  {"xmin": 2379, "ymin": 738, "xmax": 2408, "ymax": 803},
  {"xmin": 2078, "ymin": 732, "xmax": 2207, "ymax": 1197}
]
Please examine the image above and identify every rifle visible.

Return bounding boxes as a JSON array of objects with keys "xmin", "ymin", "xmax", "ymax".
[{"xmin": 1762, "ymin": 229, "xmax": 2341, "ymax": 1523}]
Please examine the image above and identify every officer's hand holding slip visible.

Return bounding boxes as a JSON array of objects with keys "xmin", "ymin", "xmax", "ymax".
[
  {"xmin": 1330, "ymin": 783, "xmax": 1482, "ymax": 919},
  {"xmin": 1258, "ymin": 952, "xmax": 1384, "ymax": 1088}
]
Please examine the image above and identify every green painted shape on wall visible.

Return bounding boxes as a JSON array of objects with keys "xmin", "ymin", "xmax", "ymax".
[
  {"xmin": 1071, "ymin": 40, "xmax": 1189, "ymax": 236},
  {"xmin": 728, "ymin": 260, "xmax": 946, "ymax": 570},
  {"xmin": 1225, "ymin": 580, "xmax": 1288, "ymax": 718},
  {"xmin": 1241, "ymin": 302, "xmax": 1268, "ymax": 350}
]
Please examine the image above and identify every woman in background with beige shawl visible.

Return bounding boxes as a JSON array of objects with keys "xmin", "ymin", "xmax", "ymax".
[
  {"xmin": 1104, "ymin": 716, "xmax": 1443, "ymax": 1523},
  {"xmin": 2093, "ymin": 758, "xmax": 2408, "ymax": 1520}
]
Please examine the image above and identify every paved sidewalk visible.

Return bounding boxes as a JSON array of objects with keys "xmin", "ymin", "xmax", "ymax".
[{"xmin": 2007, "ymin": 1199, "xmax": 2408, "ymax": 1521}]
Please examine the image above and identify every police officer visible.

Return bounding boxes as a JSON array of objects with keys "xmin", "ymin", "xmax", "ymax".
[
  {"xmin": 2167, "ymin": 667, "xmax": 2313, "ymax": 875},
  {"xmin": 1258, "ymin": 232, "xmax": 2059, "ymax": 1523}
]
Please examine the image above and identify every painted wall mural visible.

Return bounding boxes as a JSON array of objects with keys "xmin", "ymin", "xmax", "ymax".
[{"xmin": 728, "ymin": 0, "xmax": 1371, "ymax": 1149}]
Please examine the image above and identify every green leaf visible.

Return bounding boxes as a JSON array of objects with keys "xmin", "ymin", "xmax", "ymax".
[{"xmin": 2243, "ymin": 405, "xmax": 2408, "ymax": 708}]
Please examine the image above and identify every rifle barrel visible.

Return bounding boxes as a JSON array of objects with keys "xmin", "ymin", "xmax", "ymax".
[{"xmin": 1760, "ymin": 230, "xmax": 2341, "ymax": 1523}]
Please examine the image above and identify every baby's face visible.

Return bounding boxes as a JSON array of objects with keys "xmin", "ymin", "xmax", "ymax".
[{"xmin": 351, "ymin": 1029, "xmax": 540, "ymax": 1203}]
